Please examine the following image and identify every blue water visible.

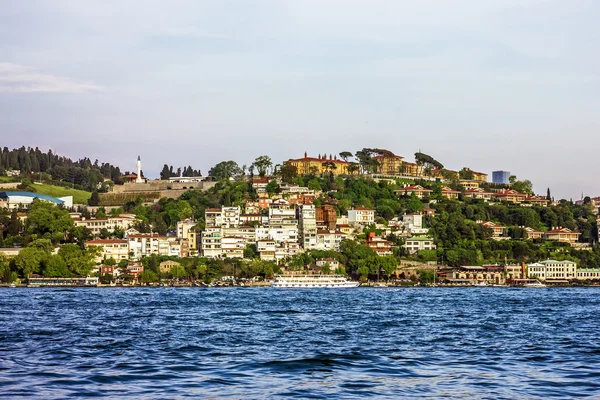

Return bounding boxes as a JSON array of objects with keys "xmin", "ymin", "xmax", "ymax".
[{"xmin": 1, "ymin": 287, "xmax": 600, "ymax": 399}]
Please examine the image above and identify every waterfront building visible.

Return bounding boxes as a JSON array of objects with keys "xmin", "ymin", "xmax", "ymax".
[
  {"xmin": 160, "ymin": 260, "xmax": 182, "ymax": 274},
  {"xmin": 527, "ymin": 259, "xmax": 577, "ymax": 281},
  {"xmin": 443, "ymin": 266, "xmax": 505, "ymax": 285},
  {"xmin": 492, "ymin": 170, "xmax": 511, "ymax": 184},
  {"xmin": 576, "ymin": 268, "xmax": 600, "ymax": 280}
]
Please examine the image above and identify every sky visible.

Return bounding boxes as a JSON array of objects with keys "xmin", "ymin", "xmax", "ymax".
[{"xmin": 0, "ymin": 0, "xmax": 598, "ymax": 200}]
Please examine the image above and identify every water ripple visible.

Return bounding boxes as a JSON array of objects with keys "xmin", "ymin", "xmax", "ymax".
[{"xmin": 1, "ymin": 287, "xmax": 600, "ymax": 398}]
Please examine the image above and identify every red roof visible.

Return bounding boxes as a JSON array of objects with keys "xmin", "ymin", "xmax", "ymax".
[
  {"xmin": 399, "ymin": 185, "xmax": 432, "ymax": 192},
  {"xmin": 352, "ymin": 207, "xmax": 374, "ymax": 211},
  {"xmin": 287, "ymin": 157, "xmax": 349, "ymax": 165},
  {"xmin": 546, "ymin": 227, "xmax": 580, "ymax": 235},
  {"xmin": 317, "ymin": 230, "xmax": 345, "ymax": 235},
  {"xmin": 441, "ymin": 187, "xmax": 460, "ymax": 193},
  {"xmin": 85, "ymin": 239, "xmax": 127, "ymax": 245}
]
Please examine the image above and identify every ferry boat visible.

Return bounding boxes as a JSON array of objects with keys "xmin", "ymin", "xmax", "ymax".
[
  {"xmin": 271, "ymin": 274, "xmax": 360, "ymax": 288},
  {"xmin": 523, "ymin": 280, "xmax": 547, "ymax": 288}
]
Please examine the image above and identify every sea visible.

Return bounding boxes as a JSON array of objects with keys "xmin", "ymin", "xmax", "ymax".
[{"xmin": 1, "ymin": 287, "xmax": 600, "ymax": 399}]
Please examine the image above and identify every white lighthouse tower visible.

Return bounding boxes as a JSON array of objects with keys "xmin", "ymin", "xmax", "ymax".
[{"xmin": 136, "ymin": 155, "xmax": 144, "ymax": 183}]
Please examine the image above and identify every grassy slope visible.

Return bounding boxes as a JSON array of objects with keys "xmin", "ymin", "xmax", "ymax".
[{"xmin": 32, "ymin": 184, "xmax": 91, "ymax": 204}]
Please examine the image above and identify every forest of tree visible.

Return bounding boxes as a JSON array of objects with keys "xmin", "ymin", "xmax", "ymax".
[{"xmin": 0, "ymin": 146, "xmax": 123, "ymax": 191}]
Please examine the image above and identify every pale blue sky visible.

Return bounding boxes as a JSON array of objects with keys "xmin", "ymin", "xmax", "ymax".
[{"xmin": 1, "ymin": 0, "xmax": 598, "ymax": 199}]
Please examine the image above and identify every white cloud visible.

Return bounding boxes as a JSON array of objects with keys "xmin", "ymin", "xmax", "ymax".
[{"xmin": 0, "ymin": 62, "xmax": 104, "ymax": 93}]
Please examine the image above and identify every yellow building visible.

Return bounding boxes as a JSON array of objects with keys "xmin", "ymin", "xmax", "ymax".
[
  {"xmin": 471, "ymin": 170, "xmax": 488, "ymax": 182},
  {"xmin": 374, "ymin": 153, "xmax": 404, "ymax": 175},
  {"xmin": 401, "ymin": 161, "xmax": 422, "ymax": 176},
  {"xmin": 286, "ymin": 153, "xmax": 351, "ymax": 175}
]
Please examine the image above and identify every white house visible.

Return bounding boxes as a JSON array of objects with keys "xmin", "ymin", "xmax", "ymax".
[{"xmin": 347, "ymin": 207, "xmax": 375, "ymax": 226}]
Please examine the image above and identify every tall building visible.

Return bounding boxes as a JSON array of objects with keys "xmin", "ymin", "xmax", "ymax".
[
  {"xmin": 298, "ymin": 204, "xmax": 317, "ymax": 249},
  {"xmin": 492, "ymin": 170, "xmax": 510, "ymax": 184}
]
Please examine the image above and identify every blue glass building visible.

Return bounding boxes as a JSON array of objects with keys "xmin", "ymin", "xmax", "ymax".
[{"xmin": 492, "ymin": 171, "xmax": 510, "ymax": 184}]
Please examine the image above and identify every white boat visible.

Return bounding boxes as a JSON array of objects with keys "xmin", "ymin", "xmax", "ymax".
[
  {"xmin": 271, "ymin": 274, "xmax": 360, "ymax": 288},
  {"xmin": 472, "ymin": 281, "xmax": 488, "ymax": 287},
  {"xmin": 524, "ymin": 280, "xmax": 547, "ymax": 288}
]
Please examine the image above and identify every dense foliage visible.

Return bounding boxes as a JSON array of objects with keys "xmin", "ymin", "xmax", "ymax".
[{"xmin": 0, "ymin": 146, "xmax": 123, "ymax": 191}]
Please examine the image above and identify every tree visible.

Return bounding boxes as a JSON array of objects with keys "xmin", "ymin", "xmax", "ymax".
[
  {"xmin": 58, "ymin": 244, "xmax": 98, "ymax": 276},
  {"xmin": 88, "ymin": 191, "xmax": 99, "ymax": 206},
  {"xmin": 26, "ymin": 200, "xmax": 74, "ymax": 242},
  {"xmin": 459, "ymin": 168, "xmax": 474, "ymax": 180},
  {"xmin": 251, "ymin": 156, "xmax": 273, "ymax": 177},
  {"xmin": 266, "ymin": 180, "xmax": 279, "ymax": 196},
  {"xmin": 170, "ymin": 264, "xmax": 187, "ymax": 280},
  {"xmin": 415, "ymin": 152, "xmax": 443, "ymax": 170},
  {"xmin": 339, "ymin": 151, "xmax": 353, "ymax": 162},
  {"xmin": 280, "ymin": 164, "xmax": 298, "ymax": 183},
  {"xmin": 209, "ymin": 161, "xmax": 243, "ymax": 181},
  {"xmin": 347, "ymin": 162, "xmax": 360, "ymax": 175},
  {"xmin": 512, "ymin": 179, "xmax": 533, "ymax": 195},
  {"xmin": 43, "ymin": 255, "xmax": 69, "ymax": 277},
  {"xmin": 104, "ymin": 257, "xmax": 117, "ymax": 266},
  {"xmin": 14, "ymin": 247, "xmax": 49, "ymax": 277},
  {"xmin": 546, "ymin": 188, "xmax": 552, "ymax": 201},
  {"xmin": 355, "ymin": 149, "xmax": 380, "ymax": 174},
  {"xmin": 357, "ymin": 265, "xmax": 370, "ymax": 281},
  {"xmin": 378, "ymin": 256, "xmax": 397, "ymax": 281},
  {"xmin": 140, "ymin": 270, "xmax": 159, "ymax": 284}
]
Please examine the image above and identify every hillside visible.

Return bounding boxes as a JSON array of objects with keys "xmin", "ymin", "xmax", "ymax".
[{"xmin": 31, "ymin": 183, "xmax": 91, "ymax": 205}]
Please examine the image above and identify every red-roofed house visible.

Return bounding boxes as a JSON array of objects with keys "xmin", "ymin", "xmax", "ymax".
[
  {"xmin": 463, "ymin": 188, "xmax": 494, "ymax": 201},
  {"xmin": 440, "ymin": 186, "xmax": 460, "ymax": 199},
  {"xmin": 523, "ymin": 196, "xmax": 548, "ymax": 207},
  {"xmin": 544, "ymin": 227, "xmax": 581, "ymax": 244},
  {"xmin": 395, "ymin": 185, "xmax": 433, "ymax": 199},
  {"xmin": 366, "ymin": 232, "xmax": 393, "ymax": 256},
  {"xmin": 478, "ymin": 221, "xmax": 507, "ymax": 239},
  {"xmin": 493, "ymin": 189, "xmax": 528, "ymax": 203}
]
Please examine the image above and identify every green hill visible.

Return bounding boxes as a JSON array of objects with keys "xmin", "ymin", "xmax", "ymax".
[{"xmin": 31, "ymin": 183, "xmax": 92, "ymax": 205}]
